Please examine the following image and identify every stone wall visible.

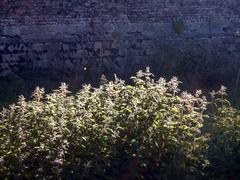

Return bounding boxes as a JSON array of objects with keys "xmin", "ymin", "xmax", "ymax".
[{"xmin": 0, "ymin": 0, "xmax": 240, "ymax": 85}]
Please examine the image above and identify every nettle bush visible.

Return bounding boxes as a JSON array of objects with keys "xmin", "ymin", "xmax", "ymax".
[
  {"xmin": 0, "ymin": 68, "xmax": 239, "ymax": 179},
  {"xmin": 205, "ymin": 89, "xmax": 240, "ymax": 179}
]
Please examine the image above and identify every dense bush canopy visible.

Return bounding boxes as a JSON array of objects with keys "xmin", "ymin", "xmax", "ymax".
[{"xmin": 0, "ymin": 68, "xmax": 240, "ymax": 179}]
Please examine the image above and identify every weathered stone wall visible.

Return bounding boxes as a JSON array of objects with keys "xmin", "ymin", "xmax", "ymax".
[{"xmin": 0, "ymin": 0, "xmax": 240, "ymax": 85}]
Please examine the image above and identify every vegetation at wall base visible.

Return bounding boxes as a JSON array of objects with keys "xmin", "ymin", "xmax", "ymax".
[{"xmin": 0, "ymin": 68, "xmax": 240, "ymax": 179}]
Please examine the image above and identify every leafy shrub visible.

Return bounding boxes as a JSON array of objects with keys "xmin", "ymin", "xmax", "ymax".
[
  {"xmin": 0, "ymin": 68, "xmax": 239, "ymax": 179},
  {"xmin": 205, "ymin": 87, "xmax": 240, "ymax": 179}
]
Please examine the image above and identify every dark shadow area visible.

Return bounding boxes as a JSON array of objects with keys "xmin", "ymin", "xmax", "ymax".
[{"xmin": 1, "ymin": 60, "xmax": 240, "ymax": 109}]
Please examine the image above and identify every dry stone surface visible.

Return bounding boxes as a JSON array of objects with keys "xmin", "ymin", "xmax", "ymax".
[{"xmin": 0, "ymin": 0, "xmax": 240, "ymax": 84}]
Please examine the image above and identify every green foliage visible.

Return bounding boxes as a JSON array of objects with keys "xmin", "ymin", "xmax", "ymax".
[
  {"xmin": 0, "ymin": 69, "xmax": 239, "ymax": 179},
  {"xmin": 205, "ymin": 87, "xmax": 240, "ymax": 179},
  {"xmin": 172, "ymin": 18, "xmax": 185, "ymax": 35}
]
